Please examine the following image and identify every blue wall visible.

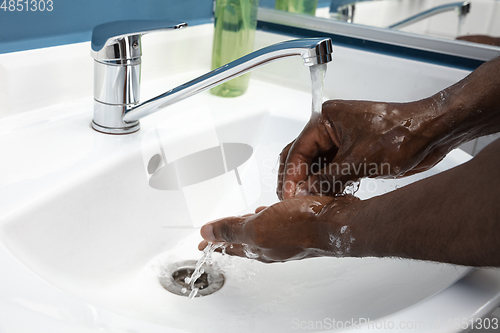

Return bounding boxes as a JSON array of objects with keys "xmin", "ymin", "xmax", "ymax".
[
  {"xmin": 0, "ymin": 0, "xmax": 337, "ymax": 54},
  {"xmin": 0, "ymin": 0, "xmax": 214, "ymax": 54}
]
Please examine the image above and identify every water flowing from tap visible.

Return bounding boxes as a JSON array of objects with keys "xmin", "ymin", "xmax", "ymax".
[
  {"xmin": 310, "ymin": 63, "xmax": 328, "ymax": 115},
  {"xmin": 457, "ymin": 12, "xmax": 467, "ymax": 36},
  {"xmin": 185, "ymin": 242, "xmax": 224, "ymax": 299}
]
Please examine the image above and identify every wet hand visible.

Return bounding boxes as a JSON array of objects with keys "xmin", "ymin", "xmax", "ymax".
[
  {"xmin": 277, "ymin": 98, "xmax": 455, "ymax": 198},
  {"xmin": 198, "ymin": 195, "xmax": 361, "ymax": 263}
]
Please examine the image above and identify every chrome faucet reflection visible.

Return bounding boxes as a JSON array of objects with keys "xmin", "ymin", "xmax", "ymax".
[
  {"xmin": 335, "ymin": 1, "xmax": 471, "ymax": 30},
  {"xmin": 388, "ymin": 1, "xmax": 470, "ymax": 30},
  {"xmin": 90, "ymin": 20, "xmax": 333, "ymax": 135}
]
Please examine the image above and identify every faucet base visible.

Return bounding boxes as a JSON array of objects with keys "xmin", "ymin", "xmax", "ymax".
[
  {"xmin": 91, "ymin": 121, "xmax": 140, "ymax": 135},
  {"xmin": 92, "ymin": 100, "xmax": 141, "ymax": 134}
]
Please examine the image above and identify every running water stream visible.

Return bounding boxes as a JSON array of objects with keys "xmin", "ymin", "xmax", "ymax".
[
  {"xmin": 310, "ymin": 63, "xmax": 328, "ymax": 115},
  {"xmin": 457, "ymin": 12, "xmax": 467, "ymax": 36},
  {"xmin": 184, "ymin": 242, "xmax": 223, "ymax": 299}
]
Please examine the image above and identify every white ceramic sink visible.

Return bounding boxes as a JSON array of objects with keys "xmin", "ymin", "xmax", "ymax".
[{"xmin": 0, "ymin": 24, "xmax": 499, "ymax": 333}]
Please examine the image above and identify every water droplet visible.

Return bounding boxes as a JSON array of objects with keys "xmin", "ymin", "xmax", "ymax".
[
  {"xmin": 188, "ymin": 288, "xmax": 199, "ymax": 299},
  {"xmin": 243, "ymin": 244, "xmax": 259, "ymax": 259},
  {"xmin": 342, "ymin": 181, "xmax": 360, "ymax": 195}
]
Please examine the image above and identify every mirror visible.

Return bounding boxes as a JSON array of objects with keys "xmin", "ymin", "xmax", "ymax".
[{"xmin": 258, "ymin": 0, "xmax": 500, "ymax": 62}]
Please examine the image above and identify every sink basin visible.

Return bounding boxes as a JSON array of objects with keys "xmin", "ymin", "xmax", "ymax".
[
  {"xmin": 0, "ymin": 78, "xmax": 471, "ymax": 332},
  {"xmin": 0, "ymin": 24, "xmax": 499, "ymax": 333}
]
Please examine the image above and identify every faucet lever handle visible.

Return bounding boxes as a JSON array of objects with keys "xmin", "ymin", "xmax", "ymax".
[{"xmin": 91, "ymin": 20, "xmax": 187, "ymax": 63}]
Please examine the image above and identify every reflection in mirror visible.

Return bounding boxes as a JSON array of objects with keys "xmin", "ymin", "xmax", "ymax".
[
  {"xmin": 274, "ymin": 0, "xmax": 320, "ymax": 15},
  {"xmin": 260, "ymin": 0, "xmax": 500, "ymax": 47}
]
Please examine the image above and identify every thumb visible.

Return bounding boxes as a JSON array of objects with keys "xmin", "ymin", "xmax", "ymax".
[{"xmin": 200, "ymin": 216, "xmax": 251, "ymax": 244}]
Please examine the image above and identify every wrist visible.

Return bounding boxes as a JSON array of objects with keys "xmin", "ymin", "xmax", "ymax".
[
  {"xmin": 316, "ymin": 196, "xmax": 372, "ymax": 258},
  {"xmin": 403, "ymin": 91, "xmax": 473, "ymax": 156},
  {"xmin": 337, "ymin": 195, "xmax": 401, "ymax": 259},
  {"xmin": 409, "ymin": 95, "xmax": 456, "ymax": 144},
  {"xmin": 339, "ymin": 198, "xmax": 377, "ymax": 258},
  {"xmin": 425, "ymin": 58, "xmax": 500, "ymax": 144}
]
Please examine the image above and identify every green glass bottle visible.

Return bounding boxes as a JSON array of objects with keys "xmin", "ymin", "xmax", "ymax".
[
  {"xmin": 275, "ymin": 0, "xmax": 318, "ymax": 15},
  {"xmin": 210, "ymin": 0, "xmax": 259, "ymax": 97}
]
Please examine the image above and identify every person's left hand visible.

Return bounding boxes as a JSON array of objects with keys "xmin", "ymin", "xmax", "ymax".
[{"xmin": 198, "ymin": 195, "xmax": 362, "ymax": 263}]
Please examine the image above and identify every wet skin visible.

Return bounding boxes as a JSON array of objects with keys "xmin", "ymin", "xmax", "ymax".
[
  {"xmin": 199, "ymin": 195, "xmax": 361, "ymax": 263},
  {"xmin": 456, "ymin": 35, "xmax": 500, "ymax": 47},
  {"xmin": 199, "ymin": 57, "xmax": 500, "ymax": 267},
  {"xmin": 278, "ymin": 57, "xmax": 500, "ymax": 198},
  {"xmin": 277, "ymin": 99, "xmax": 454, "ymax": 197}
]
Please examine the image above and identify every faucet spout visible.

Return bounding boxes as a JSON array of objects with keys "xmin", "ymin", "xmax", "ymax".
[
  {"xmin": 388, "ymin": 2, "xmax": 470, "ymax": 30},
  {"xmin": 122, "ymin": 38, "xmax": 333, "ymax": 124},
  {"xmin": 335, "ymin": 1, "xmax": 470, "ymax": 30},
  {"xmin": 90, "ymin": 31, "xmax": 332, "ymax": 135}
]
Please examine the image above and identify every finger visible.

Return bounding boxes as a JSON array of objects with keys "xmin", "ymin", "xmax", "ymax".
[
  {"xmin": 255, "ymin": 206, "xmax": 267, "ymax": 213},
  {"xmin": 200, "ymin": 216, "xmax": 251, "ymax": 244},
  {"xmin": 197, "ymin": 241, "xmax": 270, "ymax": 262},
  {"xmin": 281, "ymin": 118, "xmax": 338, "ymax": 199},
  {"xmin": 282, "ymin": 140, "xmax": 332, "ymax": 199},
  {"xmin": 281, "ymin": 140, "xmax": 319, "ymax": 199},
  {"xmin": 221, "ymin": 244, "xmax": 245, "ymax": 257},
  {"xmin": 198, "ymin": 240, "xmax": 231, "ymax": 251},
  {"xmin": 277, "ymin": 142, "xmax": 294, "ymax": 200},
  {"xmin": 241, "ymin": 206, "xmax": 271, "ymax": 218},
  {"xmin": 198, "ymin": 241, "xmax": 231, "ymax": 255},
  {"xmin": 198, "ymin": 240, "xmax": 209, "ymax": 251},
  {"xmin": 197, "ymin": 241, "xmax": 248, "ymax": 260},
  {"xmin": 223, "ymin": 244, "xmax": 275, "ymax": 263}
]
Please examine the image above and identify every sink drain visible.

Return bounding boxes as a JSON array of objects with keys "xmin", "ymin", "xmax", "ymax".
[{"xmin": 159, "ymin": 260, "xmax": 224, "ymax": 298}]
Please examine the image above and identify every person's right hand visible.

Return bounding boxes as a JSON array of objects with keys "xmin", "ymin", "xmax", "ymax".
[
  {"xmin": 198, "ymin": 194, "xmax": 363, "ymax": 263},
  {"xmin": 277, "ymin": 96, "xmax": 461, "ymax": 199}
]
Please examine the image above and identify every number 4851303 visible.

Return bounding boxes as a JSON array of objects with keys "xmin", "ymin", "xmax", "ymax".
[{"xmin": 1, "ymin": 0, "xmax": 53, "ymax": 11}]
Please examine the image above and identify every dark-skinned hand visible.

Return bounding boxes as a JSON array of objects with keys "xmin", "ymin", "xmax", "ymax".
[
  {"xmin": 198, "ymin": 195, "xmax": 362, "ymax": 263},
  {"xmin": 277, "ymin": 97, "xmax": 464, "ymax": 199}
]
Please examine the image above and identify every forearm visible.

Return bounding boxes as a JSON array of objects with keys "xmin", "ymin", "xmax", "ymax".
[
  {"xmin": 456, "ymin": 35, "xmax": 500, "ymax": 47},
  {"xmin": 348, "ymin": 138, "xmax": 500, "ymax": 266},
  {"xmin": 424, "ymin": 57, "xmax": 500, "ymax": 148}
]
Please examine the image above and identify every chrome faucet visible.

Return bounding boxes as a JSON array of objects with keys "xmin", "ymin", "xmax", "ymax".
[
  {"xmin": 90, "ymin": 20, "xmax": 333, "ymax": 135},
  {"xmin": 336, "ymin": 3, "xmax": 356, "ymax": 23},
  {"xmin": 335, "ymin": 1, "xmax": 470, "ymax": 29},
  {"xmin": 388, "ymin": 1, "xmax": 471, "ymax": 30}
]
